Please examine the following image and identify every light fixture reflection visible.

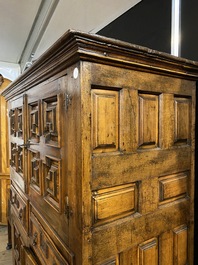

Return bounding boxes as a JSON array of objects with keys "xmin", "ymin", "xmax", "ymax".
[{"xmin": 171, "ymin": 0, "xmax": 181, "ymax": 56}]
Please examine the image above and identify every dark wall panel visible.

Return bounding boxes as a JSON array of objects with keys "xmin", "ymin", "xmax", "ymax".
[
  {"xmin": 181, "ymin": 0, "xmax": 198, "ymax": 61},
  {"xmin": 98, "ymin": 0, "xmax": 171, "ymax": 53}
]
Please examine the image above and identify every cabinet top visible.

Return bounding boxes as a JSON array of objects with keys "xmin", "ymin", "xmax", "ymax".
[{"xmin": 2, "ymin": 29, "xmax": 198, "ymax": 99}]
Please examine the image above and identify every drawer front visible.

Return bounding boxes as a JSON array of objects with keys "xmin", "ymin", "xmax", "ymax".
[
  {"xmin": 12, "ymin": 219, "xmax": 39, "ymax": 265},
  {"xmin": 12, "ymin": 220, "xmax": 26, "ymax": 265},
  {"xmin": 23, "ymin": 247, "xmax": 41, "ymax": 265},
  {"xmin": 30, "ymin": 211, "xmax": 70, "ymax": 265},
  {"xmin": 11, "ymin": 216, "xmax": 29, "ymax": 265},
  {"xmin": 10, "ymin": 184, "xmax": 28, "ymax": 232}
]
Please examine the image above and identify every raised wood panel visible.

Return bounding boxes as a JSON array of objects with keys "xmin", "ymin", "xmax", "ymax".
[
  {"xmin": 10, "ymin": 168, "xmax": 26, "ymax": 194},
  {"xmin": 42, "ymin": 95, "xmax": 60, "ymax": 147},
  {"xmin": 9, "ymin": 105, "xmax": 24, "ymax": 139},
  {"xmin": 91, "ymin": 88, "xmax": 119, "ymax": 153},
  {"xmin": 173, "ymin": 225, "xmax": 188, "ymax": 265},
  {"xmin": 10, "ymin": 185, "xmax": 28, "ymax": 231},
  {"xmin": 174, "ymin": 97, "xmax": 191, "ymax": 145},
  {"xmin": 28, "ymin": 101, "xmax": 41, "ymax": 142},
  {"xmin": 12, "ymin": 222, "xmax": 25, "ymax": 265},
  {"xmin": 92, "ymin": 183, "xmax": 137, "ymax": 224},
  {"xmin": 43, "ymin": 155, "xmax": 61, "ymax": 211},
  {"xmin": 28, "ymin": 149, "xmax": 41, "ymax": 195},
  {"xmin": 138, "ymin": 238, "xmax": 158, "ymax": 265},
  {"xmin": 10, "ymin": 143, "xmax": 24, "ymax": 178},
  {"xmin": 16, "ymin": 107, "xmax": 23, "ymax": 138},
  {"xmin": 10, "ymin": 109, "xmax": 16, "ymax": 136},
  {"xmin": 30, "ymin": 211, "xmax": 70, "ymax": 265},
  {"xmin": 138, "ymin": 93, "xmax": 159, "ymax": 148},
  {"xmin": 17, "ymin": 146, "xmax": 24, "ymax": 176},
  {"xmin": 159, "ymin": 172, "xmax": 188, "ymax": 203},
  {"xmin": 10, "ymin": 142, "xmax": 17, "ymax": 170},
  {"xmin": 23, "ymin": 247, "xmax": 39, "ymax": 265}
]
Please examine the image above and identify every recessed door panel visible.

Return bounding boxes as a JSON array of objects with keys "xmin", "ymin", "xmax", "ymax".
[
  {"xmin": 138, "ymin": 93, "xmax": 159, "ymax": 148},
  {"xmin": 91, "ymin": 88, "xmax": 119, "ymax": 153}
]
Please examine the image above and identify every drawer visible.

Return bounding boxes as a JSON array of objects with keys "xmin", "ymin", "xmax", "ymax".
[
  {"xmin": 10, "ymin": 184, "xmax": 29, "ymax": 232},
  {"xmin": 12, "ymin": 221, "xmax": 24, "ymax": 264},
  {"xmin": 12, "ymin": 219, "xmax": 30, "ymax": 265},
  {"xmin": 23, "ymin": 247, "xmax": 41, "ymax": 265},
  {"xmin": 30, "ymin": 211, "xmax": 70, "ymax": 265},
  {"xmin": 12, "ymin": 220, "xmax": 40, "ymax": 265}
]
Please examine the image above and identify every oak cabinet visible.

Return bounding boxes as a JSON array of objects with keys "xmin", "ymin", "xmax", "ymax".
[
  {"xmin": 0, "ymin": 79, "xmax": 10, "ymax": 225},
  {"xmin": 2, "ymin": 30, "xmax": 198, "ymax": 265}
]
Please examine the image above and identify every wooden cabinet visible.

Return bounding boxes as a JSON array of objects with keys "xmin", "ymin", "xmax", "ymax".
[
  {"xmin": 2, "ymin": 30, "xmax": 198, "ymax": 265},
  {"xmin": 0, "ymin": 78, "xmax": 10, "ymax": 225}
]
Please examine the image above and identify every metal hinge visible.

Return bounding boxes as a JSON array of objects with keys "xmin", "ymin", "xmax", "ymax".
[
  {"xmin": 65, "ymin": 196, "xmax": 73, "ymax": 219},
  {"xmin": 64, "ymin": 94, "xmax": 72, "ymax": 111}
]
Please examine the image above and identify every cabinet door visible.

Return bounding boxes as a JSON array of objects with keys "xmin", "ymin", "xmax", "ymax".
[
  {"xmin": 12, "ymin": 221, "xmax": 25, "ymax": 265},
  {"xmin": 8, "ymin": 78, "xmax": 73, "ymax": 264},
  {"xmin": 26, "ymin": 78, "xmax": 72, "ymax": 263},
  {"xmin": 9, "ymin": 95, "xmax": 27, "ymax": 193}
]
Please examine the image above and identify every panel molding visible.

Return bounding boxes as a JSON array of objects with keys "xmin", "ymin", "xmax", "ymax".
[
  {"xmin": 174, "ymin": 96, "xmax": 191, "ymax": 145},
  {"xmin": 43, "ymin": 155, "xmax": 61, "ymax": 212},
  {"xmin": 29, "ymin": 149, "xmax": 41, "ymax": 195},
  {"xmin": 173, "ymin": 225, "xmax": 188, "ymax": 265},
  {"xmin": 138, "ymin": 93, "xmax": 159, "ymax": 149},
  {"xmin": 42, "ymin": 95, "xmax": 60, "ymax": 147},
  {"xmin": 92, "ymin": 183, "xmax": 138, "ymax": 225},
  {"xmin": 91, "ymin": 88, "xmax": 119, "ymax": 153},
  {"xmin": 159, "ymin": 172, "xmax": 188, "ymax": 204},
  {"xmin": 28, "ymin": 101, "xmax": 41, "ymax": 142},
  {"xmin": 138, "ymin": 238, "xmax": 158, "ymax": 265}
]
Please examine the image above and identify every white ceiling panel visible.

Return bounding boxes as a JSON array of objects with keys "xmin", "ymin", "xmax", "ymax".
[
  {"xmin": 0, "ymin": 0, "xmax": 41, "ymax": 63},
  {"xmin": 0, "ymin": 0, "xmax": 141, "ymax": 72},
  {"xmin": 33, "ymin": 0, "xmax": 141, "ymax": 59}
]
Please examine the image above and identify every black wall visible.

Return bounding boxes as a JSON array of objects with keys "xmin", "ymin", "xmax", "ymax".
[
  {"xmin": 98, "ymin": 0, "xmax": 171, "ymax": 53},
  {"xmin": 181, "ymin": 0, "xmax": 198, "ymax": 61},
  {"xmin": 98, "ymin": 0, "xmax": 198, "ymax": 61}
]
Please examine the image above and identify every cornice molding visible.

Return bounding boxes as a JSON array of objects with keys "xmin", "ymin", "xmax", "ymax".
[{"xmin": 2, "ymin": 29, "xmax": 198, "ymax": 100}]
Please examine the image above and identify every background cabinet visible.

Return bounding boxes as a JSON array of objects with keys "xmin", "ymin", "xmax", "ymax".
[
  {"xmin": 2, "ymin": 30, "xmax": 198, "ymax": 265},
  {"xmin": 0, "ymin": 78, "xmax": 11, "ymax": 225}
]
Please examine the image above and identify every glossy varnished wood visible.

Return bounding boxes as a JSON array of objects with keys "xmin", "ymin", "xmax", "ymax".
[
  {"xmin": 0, "ymin": 79, "xmax": 10, "ymax": 225},
  {"xmin": 2, "ymin": 30, "xmax": 198, "ymax": 265}
]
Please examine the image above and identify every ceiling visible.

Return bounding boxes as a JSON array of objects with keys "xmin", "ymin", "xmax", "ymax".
[{"xmin": 0, "ymin": 0, "xmax": 141, "ymax": 79}]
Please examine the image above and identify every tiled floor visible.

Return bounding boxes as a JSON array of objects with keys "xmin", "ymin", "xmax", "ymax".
[{"xmin": 0, "ymin": 226, "xmax": 12, "ymax": 265}]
